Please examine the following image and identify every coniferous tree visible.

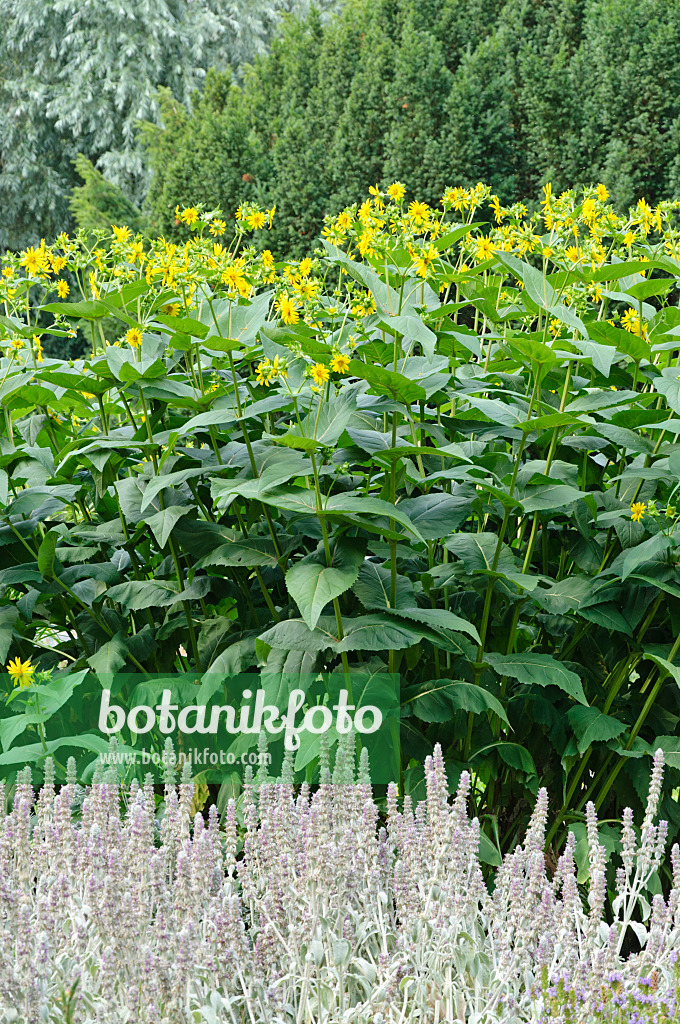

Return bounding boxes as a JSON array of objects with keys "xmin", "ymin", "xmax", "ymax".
[{"xmin": 0, "ymin": 0, "xmax": 331, "ymax": 251}]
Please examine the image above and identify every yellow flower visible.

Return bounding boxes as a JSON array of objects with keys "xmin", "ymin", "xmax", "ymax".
[
  {"xmin": 221, "ymin": 266, "xmax": 248, "ymax": 294},
  {"xmin": 130, "ymin": 240, "xmax": 145, "ymax": 265},
  {"xmin": 57, "ymin": 279, "xmax": 69, "ymax": 298},
  {"xmin": 298, "ymin": 258, "xmax": 313, "ymax": 278},
  {"xmin": 51, "ymin": 255, "xmax": 67, "ymax": 273},
  {"xmin": 7, "ymin": 657, "xmax": 34, "ymax": 690},
  {"xmin": 596, "ymin": 183, "xmax": 609, "ymax": 202},
  {"xmin": 474, "ymin": 236, "xmax": 495, "ymax": 262},
  {"xmin": 262, "ymin": 250, "xmax": 274, "ymax": 270},
  {"xmin": 330, "ymin": 353, "xmax": 350, "ymax": 374},
  {"xmin": 32, "ymin": 334, "xmax": 43, "ymax": 363},
  {"xmin": 414, "ymin": 243, "xmax": 439, "ymax": 278},
  {"xmin": 256, "ymin": 359, "xmax": 272, "ymax": 386},
  {"xmin": 623, "ymin": 231, "xmax": 636, "ymax": 247},
  {"xmin": 582, "ymin": 198, "xmax": 596, "ymax": 221},
  {"xmin": 621, "ymin": 307, "xmax": 646, "ymax": 338},
  {"xmin": 270, "ymin": 355, "xmax": 287, "ymax": 380},
  {"xmin": 310, "ymin": 362, "xmax": 330, "ymax": 387},
  {"xmin": 542, "ymin": 246, "xmax": 553, "ymax": 258},
  {"xmin": 20, "ymin": 245, "xmax": 49, "ymax": 276},
  {"xmin": 209, "ymin": 218, "xmax": 226, "ymax": 236},
  {"xmin": 387, "ymin": 182, "xmax": 406, "ymax": 201},
  {"xmin": 277, "ymin": 292, "xmax": 299, "ymax": 326},
  {"xmin": 112, "ymin": 224, "xmax": 131, "ymax": 242},
  {"xmin": 125, "ymin": 328, "xmax": 143, "ymax": 348},
  {"xmin": 180, "ymin": 207, "xmax": 200, "ymax": 228},
  {"xmin": 247, "ymin": 211, "xmax": 266, "ymax": 230},
  {"xmin": 408, "ymin": 200, "xmax": 429, "ymax": 227},
  {"xmin": 630, "ymin": 502, "xmax": 646, "ymax": 523},
  {"xmin": 337, "ymin": 211, "xmax": 353, "ymax": 231},
  {"xmin": 565, "ymin": 246, "xmax": 582, "ymax": 264}
]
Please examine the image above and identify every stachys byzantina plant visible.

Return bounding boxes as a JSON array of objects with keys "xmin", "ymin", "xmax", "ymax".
[{"xmin": 0, "ymin": 738, "xmax": 679, "ymax": 1022}]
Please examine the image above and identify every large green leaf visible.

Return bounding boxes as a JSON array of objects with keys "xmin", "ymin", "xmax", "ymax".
[
  {"xmin": 567, "ymin": 705, "xmax": 626, "ymax": 754},
  {"xmin": 484, "ymin": 652, "xmax": 587, "ymax": 705},
  {"xmin": 285, "ymin": 538, "xmax": 366, "ymax": 629},
  {"xmin": 407, "ymin": 679, "xmax": 509, "ymax": 725}
]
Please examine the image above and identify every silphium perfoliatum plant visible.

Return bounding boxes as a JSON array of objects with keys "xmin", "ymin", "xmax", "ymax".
[{"xmin": 2, "ymin": 185, "xmax": 680, "ymax": 869}]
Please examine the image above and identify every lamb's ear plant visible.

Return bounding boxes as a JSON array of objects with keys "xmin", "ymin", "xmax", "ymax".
[
  {"xmin": 2, "ymin": 184, "xmax": 680, "ymax": 864},
  {"xmin": 0, "ymin": 741, "xmax": 679, "ymax": 1023}
]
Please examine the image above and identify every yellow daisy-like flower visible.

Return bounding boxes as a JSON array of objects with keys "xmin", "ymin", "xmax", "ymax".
[
  {"xmin": 179, "ymin": 207, "xmax": 200, "ymax": 228},
  {"xmin": 7, "ymin": 657, "xmax": 34, "ymax": 690},
  {"xmin": 310, "ymin": 362, "xmax": 330, "ymax": 387},
  {"xmin": 298, "ymin": 258, "xmax": 312, "ymax": 278},
  {"xmin": 125, "ymin": 328, "xmax": 143, "ymax": 348},
  {"xmin": 630, "ymin": 502, "xmax": 646, "ymax": 523},
  {"xmin": 209, "ymin": 218, "xmax": 226, "ymax": 236},
  {"xmin": 596, "ymin": 183, "xmax": 609, "ymax": 202},
  {"xmin": 222, "ymin": 266, "xmax": 248, "ymax": 293},
  {"xmin": 387, "ymin": 182, "xmax": 406, "ymax": 201},
  {"xmin": 623, "ymin": 231, "xmax": 636, "ymax": 247},
  {"xmin": 276, "ymin": 292, "xmax": 299, "ymax": 326},
  {"xmin": 20, "ymin": 246, "xmax": 49, "ymax": 277},
  {"xmin": 621, "ymin": 307, "xmax": 646, "ymax": 338},
  {"xmin": 337, "ymin": 211, "xmax": 353, "ymax": 231},
  {"xmin": 57, "ymin": 279, "xmax": 69, "ymax": 298},
  {"xmin": 111, "ymin": 224, "xmax": 131, "ymax": 242},
  {"xmin": 408, "ymin": 200, "xmax": 429, "ymax": 227},
  {"xmin": 32, "ymin": 334, "xmax": 43, "ymax": 363},
  {"xmin": 247, "ymin": 211, "xmax": 266, "ymax": 230},
  {"xmin": 51, "ymin": 255, "xmax": 67, "ymax": 273},
  {"xmin": 474, "ymin": 236, "xmax": 495, "ymax": 262},
  {"xmin": 262, "ymin": 250, "xmax": 274, "ymax": 270},
  {"xmin": 330, "ymin": 353, "xmax": 350, "ymax": 374}
]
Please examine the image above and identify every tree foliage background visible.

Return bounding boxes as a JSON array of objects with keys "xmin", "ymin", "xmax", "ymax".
[
  {"xmin": 143, "ymin": 0, "xmax": 680, "ymax": 257},
  {"xmin": 0, "ymin": 0, "xmax": 332, "ymax": 251}
]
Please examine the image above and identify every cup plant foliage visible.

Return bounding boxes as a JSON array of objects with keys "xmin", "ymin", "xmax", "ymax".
[{"xmin": 3, "ymin": 181, "xmax": 680, "ymax": 870}]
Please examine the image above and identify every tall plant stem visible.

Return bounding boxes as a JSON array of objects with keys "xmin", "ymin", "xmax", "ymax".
[{"xmin": 310, "ymin": 453, "xmax": 353, "ymax": 698}]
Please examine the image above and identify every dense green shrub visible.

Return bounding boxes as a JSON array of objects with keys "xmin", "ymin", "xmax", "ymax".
[{"xmin": 144, "ymin": 0, "xmax": 680, "ymax": 257}]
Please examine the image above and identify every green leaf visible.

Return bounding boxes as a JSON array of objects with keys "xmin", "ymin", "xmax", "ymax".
[
  {"xmin": 37, "ymin": 530, "xmax": 59, "ymax": 578},
  {"xmin": 484, "ymin": 652, "xmax": 587, "ymax": 704},
  {"xmin": 521, "ymin": 485, "xmax": 586, "ymax": 513},
  {"xmin": 398, "ymin": 492, "xmax": 475, "ymax": 538},
  {"xmin": 285, "ymin": 538, "xmax": 366, "ymax": 629},
  {"xmin": 197, "ymin": 533, "xmax": 281, "ymax": 569},
  {"xmin": 145, "ymin": 505, "xmax": 191, "ymax": 548},
  {"xmin": 567, "ymin": 706, "xmax": 626, "ymax": 754},
  {"xmin": 87, "ymin": 634, "xmax": 129, "ymax": 677},
  {"xmin": 152, "ymin": 314, "xmax": 209, "ymax": 338},
  {"xmin": 348, "ymin": 359, "xmax": 427, "ymax": 404},
  {"xmin": 0, "ymin": 606, "xmax": 19, "ymax": 663},
  {"xmin": 352, "ymin": 562, "xmax": 416, "ymax": 610},
  {"xmin": 41, "ymin": 299, "xmax": 111, "ymax": 320},
  {"xmin": 471, "ymin": 740, "xmax": 537, "ymax": 775},
  {"xmin": 445, "ymin": 533, "xmax": 517, "ymax": 575},
  {"xmin": 106, "ymin": 577, "xmax": 212, "ymax": 611},
  {"xmin": 478, "ymin": 831, "xmax": 502, "ymax": 867},
  {"xmin": 407, "ymin": 679, "xmax": 508, "ymax": 725},
  {"xmin": 652, "ymin": 368, "xmax": 680, "ymax": 415}
]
